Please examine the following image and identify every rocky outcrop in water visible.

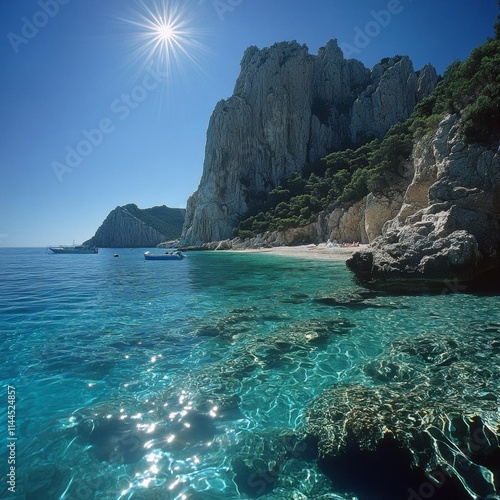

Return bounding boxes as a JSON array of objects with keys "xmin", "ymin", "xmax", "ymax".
[
  {"xmin": 180, "ymin": 40, "xmax": 437, "ymax": 246},
  {"xmin": 347, "ymin": 115, "xmax": 500, "ymax": 289},
  {"xmin": 302, "ymin": 326, "xmax": 500, "ymax": 499},
  {"xmin": 84, "ymin": 204, "xmax": 185, "ymax": 248}
]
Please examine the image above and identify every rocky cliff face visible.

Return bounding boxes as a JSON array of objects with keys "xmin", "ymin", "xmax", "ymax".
[
  {"xmin": 350, "ymin": 59, "xmax": 436, "ymax": 143},
  {"xmin": 181, "ymin": 40, "xmax": 437, "ymax": 246},
  {"xmin": 347, "ymin": 115, "xmax": 500, "ymax": 288},
  {"xmin": 85, "ymin": 205, "xmax": 185, "ymax": 248}
]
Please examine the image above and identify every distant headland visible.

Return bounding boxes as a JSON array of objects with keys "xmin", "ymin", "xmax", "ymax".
[{"xmin": 84, "ymin": 204, "xmax": 185, "ymax": 248}]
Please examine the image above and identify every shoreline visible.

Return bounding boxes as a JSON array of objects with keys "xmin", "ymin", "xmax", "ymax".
[{"xmin": 229, "ymin": 243, "xmax": 368, "ymax": 261}]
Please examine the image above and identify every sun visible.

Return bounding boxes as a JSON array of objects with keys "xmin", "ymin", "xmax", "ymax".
[
  {"xmin": 123, "ymin": 0, "xmax": 207, "ymax": 79},
  {"xmin": 156, "ymin": 22, "xmax": 175, "ymax": 42},
  {"xmin": 152, "ymin": 17, "xmax": 181, "ymax": 49}
]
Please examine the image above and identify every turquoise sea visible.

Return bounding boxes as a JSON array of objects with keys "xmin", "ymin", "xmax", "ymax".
[{"xmin": 1, "ymin": 247, "xmax": 499, "ymax": 499}]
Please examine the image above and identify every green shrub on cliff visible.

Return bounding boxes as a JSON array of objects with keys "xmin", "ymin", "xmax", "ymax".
[{"xmin": 412, "ymin": 39, "xmax": 500, "ymax": 144}]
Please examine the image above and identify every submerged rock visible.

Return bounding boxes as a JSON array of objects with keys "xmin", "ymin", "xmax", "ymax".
[
  {"xmin": 69, "ymin": 398, "xmax": 220, "ymax": 467},
  {"xmin": 166, "ymin": 411, "xmax": 217, "ymax": 450},
  {"xmin": 271, "ymin": 317, "xmax": 354, "ymax": 343},
  {"xmin": 302, "ymin": 329, "xmax": 500, "ymax": 499},
  {"xmin": 81, "ymin": 416, "xmax": 148, "ymax": 464},
  {"xmin": 230, "ymin": 430, "xmax": 315, "ymax": 498},
  {"xmin": 24, "ymin": 464, "xmax": 71, "ymax": 499},
  {"xmin": 313, "ymin": 296, "xmax": 400, "ymax": 310}
]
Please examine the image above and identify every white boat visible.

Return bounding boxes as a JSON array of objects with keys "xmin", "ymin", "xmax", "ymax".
[
  {"xmin": 144, "ymin": 251, "xmax": 185, "ymax": 260},
  {"xmin": 49, "ymin": 245, "xmax": 98, "ymax": 254}
]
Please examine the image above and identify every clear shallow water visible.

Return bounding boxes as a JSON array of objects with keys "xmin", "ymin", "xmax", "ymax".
[{"xmin": 0, "ymin": 247, "xmax": 499, "ymax": 499}]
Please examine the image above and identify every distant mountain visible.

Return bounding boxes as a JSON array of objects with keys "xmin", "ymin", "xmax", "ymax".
[{"xmin": 84, "ymin": 204, "xmax": 186, "ymax": 248}]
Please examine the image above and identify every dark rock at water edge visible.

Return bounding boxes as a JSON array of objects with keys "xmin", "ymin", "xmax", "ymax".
[{"xmin": 347, "ymin": 116, "xmax": 500, "ymax": 292}]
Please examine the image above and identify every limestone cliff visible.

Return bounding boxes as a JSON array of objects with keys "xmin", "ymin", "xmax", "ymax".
[
  {"xmin": 85, "ymin": 204, "xmax": 185, "ymax": 248},
  {"xmin": 180, "ymin": 40, "xmax": 437, "ymax": 245},
  {"xmin": 347, "ymin": 115, "xmax": 500, "ymax": 288}
]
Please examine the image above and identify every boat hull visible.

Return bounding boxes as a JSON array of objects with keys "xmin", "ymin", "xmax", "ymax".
[
  {"xmin": 144, "ymin": 252, "xmax": 184, "ymax": 260},
  {"xmin": 49, "ymin": 246, "xmax": 98, "ymax": 254}
]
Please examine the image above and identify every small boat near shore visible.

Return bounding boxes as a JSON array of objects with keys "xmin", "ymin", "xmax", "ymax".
[
  {"xmin": 49, "ymin": 245, "xmax": 98, "ymax": 254},
  {"xmin": 144, "ymin": 251, "xmax": 185, "ymax": 261}
]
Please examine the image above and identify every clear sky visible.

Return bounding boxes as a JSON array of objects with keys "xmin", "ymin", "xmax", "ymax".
[{"xmin": 1, "ymin": 0, "xmax": 498, "ymax": 247}]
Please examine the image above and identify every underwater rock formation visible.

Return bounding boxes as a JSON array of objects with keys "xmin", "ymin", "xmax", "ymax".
[
  {"xmin": 229, "ymin": 430, "xmax": 322, "ymax": 498},
  {"xmin": 302, "ymin": 328, "xmax": 500, "ymax": 499},
  {"xmin": 80, "ymin": 415, "xmax": 148, "ymax": 464}
]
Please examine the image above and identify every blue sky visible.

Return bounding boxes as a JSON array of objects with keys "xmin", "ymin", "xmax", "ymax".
[{"xmin": 1, "ymin": 0, "xmax": 498, "ymax": 247}]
